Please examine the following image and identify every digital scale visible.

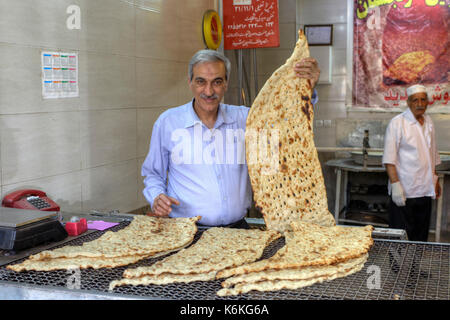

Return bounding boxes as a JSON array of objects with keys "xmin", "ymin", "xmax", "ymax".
[{"xmin": 0, "ymin": 207, "xmax": 67, "ymax": 251}]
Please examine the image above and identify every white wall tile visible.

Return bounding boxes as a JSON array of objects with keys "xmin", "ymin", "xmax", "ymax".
[
  {"xmin": 0, "ymin": 0, "xmax": 136, "ymax": 56},
  {"xmin": 137, "ymin": 107, "xmax": 168, "ymax": 158},
  {"xmin": 428, "ymin": 115, "xmax": 450, "ymax": 151},
  {"xmin": 136, "ymin": 0, "xmax": 213, "ymax": 61},
  {"xmin": 135, "ymin": 5, "xmax": 179, "ymax": 60},
  {"xmin": 0, "ymin": 0, "xmax": 81, "ymax": 49},
  {"xmin": 0, "ymin": 147, "xmax": 2, "ymax": 189},
  {"xmin": 256, "ymin": 49, "xmax": 292, "ymax": 75},
  {"xmin": 136, "ymin": 156, "xmax": 148, "ymax": 208},
  {"xmin": 78, "ymin": 52, "xmax": 136, "ymax": 110},
  {"xmin": 297, "ymin": 0, "xmax": 347, "ymax": 25},
  {"xmin": 279, "ymin": 0, "xmax": 297, "ymax": 24},
  {"xmin": 332, "ymin": 23, "xmax": 347, "ymax": 49},
  {"xmin": 177, "ymin": 62, "xmax": 194, "ymax": 105},
  {"xmin": 331, "ymin": 48, "xmax": 347, "ymax": 76},
  {"xmin": 178, "ymin": 17, "xmax": 208, "ymax": 62},
  {"xmin": 313, "ymin": 126, "xmax": 337, "ymax": 147},
  {"xmin": 80, "ymin": 109, "xmax": 137, "ymax": 169},
  {"xmin": 278, "ymin": 23, "xmax": 297, "ymax": 49},
  {"xmin": 81, "ymin": 159, "xmax": 138, "ymax": 212},
  {"xmin": 0, "ymin": 112, "xmax": 81, "ymax": 185},
  {"xmin": 136, "ymin": 57, "xmax": 180, "ymax": 108},
  {"xmin": 313, "ymin": 100, "xmax": 347, "ymax": 119},
  {"xmin": 81, "ymin": 0, "xmax": 136, "ymax": 56},
  {"xmin": 315, "ymin": 75, "xmax": 346, "ymax": 102},
  {"xmin": 175, "ymin": 0, "xmax": 217, "ymax": 22}
]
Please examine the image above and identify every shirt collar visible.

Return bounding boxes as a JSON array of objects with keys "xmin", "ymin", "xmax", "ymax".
[
  {"xmin": 184, "ymin": 99, "xmax": 201, "ymax": 128},
  {"xmin": 403, "ymin": 107, "xmax": 426, "ymax": 126},
  {"xmin": 184, "ymin": 99, "xmax": 236, "ymax": 129}
]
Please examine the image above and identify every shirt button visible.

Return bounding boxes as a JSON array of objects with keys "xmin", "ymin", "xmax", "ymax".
[{"xmin": 223, "ymin": 197, "xmax": 227, "ymax": 201}]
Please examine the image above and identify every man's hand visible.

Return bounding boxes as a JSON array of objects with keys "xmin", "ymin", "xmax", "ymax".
[
  {"xmin": 294, "ymin": 58, "xmax": 320, "ymax": 89},
  {"xmin": 435, "ymin": 180, "xmax": 441, "ymax": 198},
  {"xmin": 149, "ymin": 193, "xmax": 180, "ymax": 217},
  {"xmin": 391, "ymin": 182, "xmax": 406, "ymax": 207}
]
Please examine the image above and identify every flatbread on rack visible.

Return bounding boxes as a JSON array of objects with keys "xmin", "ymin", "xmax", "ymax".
[
  {"xmin": 217, "ymin": 222, "xmax": 373, "ymax": 279},
  {"xmin": 7, "ymin": 254, "xmax": 150, "ymax": 272},
  {"xmin": 217, "ymin": 255, "xmax": 367, "ymax": 296},
  {"xmin": 7, "ymin": 215, "xmax": 200, "ymax": 272},
  {"xmin": 245, "ymin": 29, "xmax": 335, "ymax": 234},
  {"xmin": 215, "ymin": 222, "xmax": 373, "ymax": 296},
  {"xmin": 220, "ymin": 254, "xmax": 368, "ymax": 288},
  {"xmin": 109, "ymin": 227, "xmax": 281, "ymax": 290}
]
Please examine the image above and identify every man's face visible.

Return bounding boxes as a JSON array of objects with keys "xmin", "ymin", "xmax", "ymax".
[
  {"xmin": 407, "ymin": 92, "xmax": 428, "ymax": 120},
  {"xmin": 189, "ymin": 61, "xmax": 228, "ymax": 115}
]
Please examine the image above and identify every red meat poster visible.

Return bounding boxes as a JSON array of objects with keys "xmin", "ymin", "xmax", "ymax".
[
  {"xmin": 222, "ymin": 0, "xmax": 280, "ymax": 50},
  {"xmin": 352, "ymin": 0, "xmax": 449, "ymax": 110}
]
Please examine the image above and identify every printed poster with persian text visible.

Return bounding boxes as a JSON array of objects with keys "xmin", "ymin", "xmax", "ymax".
[
  {"xmin": 352, "ymin": 0, "xmax": 449, "ymax": 111},
  {"xmin": 223, "ymin": 0, "xmax": 280, "ymax": 50}
]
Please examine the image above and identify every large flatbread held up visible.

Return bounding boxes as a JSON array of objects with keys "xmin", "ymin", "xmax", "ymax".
[
  {"xmin": 245, "ymin": 29, "xmax": 335, "ymax": 234},
  {"xmin": 7, "ymin": 215, "xmax": 200, "ymax": 272}
]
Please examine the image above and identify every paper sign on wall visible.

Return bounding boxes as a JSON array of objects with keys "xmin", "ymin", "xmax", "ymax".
[
  {"xmin": 223, "ymin": 0, "xmax": 280, "ymax": 50},
  {"xmin": 41, "ymin": 51, "xmax": 79, "ymax": 99}
]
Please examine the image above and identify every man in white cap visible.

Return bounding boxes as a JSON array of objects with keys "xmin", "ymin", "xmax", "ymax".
[{"xmin": 382, "ymin": 84, "xmax": 441, "ymax": 242}]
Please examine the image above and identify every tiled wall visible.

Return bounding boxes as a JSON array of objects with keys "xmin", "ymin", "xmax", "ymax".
[
  {"xmin": 0, "ymin": 0, "xmax": 216, "ymax": 214},
  {"xmin": 296, "ymin": 0, "xmax": 349, "ymax": 148}
]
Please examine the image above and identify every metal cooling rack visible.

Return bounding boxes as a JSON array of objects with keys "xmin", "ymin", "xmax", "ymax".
[{"xmin": 0, "ymin": 221, "xmax": 448, "ymax": 300}]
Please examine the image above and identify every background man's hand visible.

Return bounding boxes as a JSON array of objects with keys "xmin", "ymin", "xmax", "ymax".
[
  {"xmin": 294, "ymin": 57, "xmax": 320, "ymax": 89},
  {"xmin": 435, "ymin": 180, "xmax": 441, "ymax": 198},
  {"xmin": 391, "ymin": 181, "xmax": 406, "ymax": 207},
  {"xmin": 148, "ymin": 193, "xmax": 180, "ymax": 217}
]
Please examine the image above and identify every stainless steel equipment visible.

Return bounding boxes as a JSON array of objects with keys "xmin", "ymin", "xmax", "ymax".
[
  {"xmin": 351, "ymin": 151, "xmax": 383, "ymax": 166},
  {"xmin": 0, "ymin": 207, "xmax": 58, "ymax": 228},
  {"xmin": 0, "ymin": 207, "xmax": 67, "ymax": 251},
  {"xmin": 0, "ymin": 220, "xmax": 448, "ymax": 300}
]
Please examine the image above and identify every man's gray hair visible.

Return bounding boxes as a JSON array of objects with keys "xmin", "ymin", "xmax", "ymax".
[{"xmin": 188, "ymin": 49, "xmax": 231, "ymax": 81}]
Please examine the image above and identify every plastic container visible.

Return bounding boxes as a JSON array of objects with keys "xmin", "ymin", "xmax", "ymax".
[{"xmin": 65, "ymin": 218, "xmax": 88, "ymax": 236}]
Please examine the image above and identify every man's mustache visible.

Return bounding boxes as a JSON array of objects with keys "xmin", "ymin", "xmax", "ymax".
[{"xmin": 200, "ymin": 93, "xmax": 219, "ymax": 100}]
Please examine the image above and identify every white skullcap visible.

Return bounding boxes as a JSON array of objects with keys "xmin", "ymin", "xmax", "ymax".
[{"xmin": 406, "ymin": 84, "xmax": 427, "ymax": 97}]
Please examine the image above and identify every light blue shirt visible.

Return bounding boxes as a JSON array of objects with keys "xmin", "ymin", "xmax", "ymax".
[{"xmin": 142, "ymin": 91, "xmax": 318, "ymax": 226}]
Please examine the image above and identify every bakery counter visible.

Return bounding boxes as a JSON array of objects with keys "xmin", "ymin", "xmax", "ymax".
[
  {"xmin": 0, "ymin": 214, "xmax": 449, "ymax": 300},
  {"xmin": 0, "ymin": 211, "xmax": 137, "ymax": 299},
  {"xmin": 0, "ymin": 211, "xmax": 134, "ymax": 268}
]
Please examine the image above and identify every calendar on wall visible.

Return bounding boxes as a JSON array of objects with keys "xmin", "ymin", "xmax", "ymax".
[{"xmin": 41, "ymin": 51, "xmax": 79, "ymax": 99}]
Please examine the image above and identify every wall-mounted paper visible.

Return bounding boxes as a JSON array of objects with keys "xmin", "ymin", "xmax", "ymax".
[{"xmin": 41, "ymin": 51, "xmax": 79, "ymax": 99}]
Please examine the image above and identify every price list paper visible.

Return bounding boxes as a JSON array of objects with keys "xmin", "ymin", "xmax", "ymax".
[
  {"xmin": 223, "ymin": 0, "xmax": 280, "ymax": 50},
  {"xmin": 41, "ymin": 51, "xmax": 79, "ymax": 99}
]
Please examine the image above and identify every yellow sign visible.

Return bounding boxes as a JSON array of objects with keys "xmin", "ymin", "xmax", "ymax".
[{"xmin": 202, "ymin": 10, "xmax": 222, "ymax": 50}]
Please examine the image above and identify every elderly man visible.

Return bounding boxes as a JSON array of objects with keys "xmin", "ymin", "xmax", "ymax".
[
  {"xmin": 382, "ymin": 84, "xmax": 441, "ymax": 242},
  {"xmin": 141, "ymin": 49, "xmax": 320, "ymax": 228}
]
